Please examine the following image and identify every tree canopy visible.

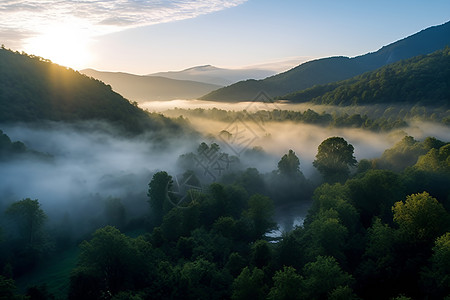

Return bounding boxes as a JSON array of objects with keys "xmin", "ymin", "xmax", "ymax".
[{"xmin": 313, "ymin": 137, "xmax": 357, "ymax": 183}]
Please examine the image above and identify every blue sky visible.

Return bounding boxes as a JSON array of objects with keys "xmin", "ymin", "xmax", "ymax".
[{"xmin": 1, "ymin": 0, "xmax": 449, "ymax": 74}]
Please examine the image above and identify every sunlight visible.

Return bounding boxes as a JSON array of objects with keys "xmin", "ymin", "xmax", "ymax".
[{"xmin": 23, "ymin": 26, "xmax": 92, "ymax": 70}]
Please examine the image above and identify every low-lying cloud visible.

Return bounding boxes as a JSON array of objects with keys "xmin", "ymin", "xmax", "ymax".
[
  {"xmin": 1, "ymin": 114, "xmax": 447, "ymax": 235},
  {"xmin": 0, "ymin": 122, "xmax": 198, "ymax": 225}
]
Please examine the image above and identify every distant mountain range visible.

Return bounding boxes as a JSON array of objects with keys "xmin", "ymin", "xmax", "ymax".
[
  {"xmin": 0, "ymin": 48, "xmax": 183, "ymax": 134},
  {"xmin": 281, "ymin": 47, "xmax": 450, "ymax": 107},
  {"xmin": 150, "ymin": 65, "xmax": 276, "ymax": 86},
  {"xmin": 80, "ymin": 69, "xmax": 222, "ymax": 102},
  {"xmin": 201, "ymin": 20, "xmax": 450, "ymax": 102}
]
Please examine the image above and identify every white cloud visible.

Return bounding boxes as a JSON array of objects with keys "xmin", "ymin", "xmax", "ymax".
[{"xmin": 0, "ymin": 0, "xmax": 247, "ymax": 48}]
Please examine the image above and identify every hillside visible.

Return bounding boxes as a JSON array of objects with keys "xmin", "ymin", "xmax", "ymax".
[
  {"xmin": 150, "ymin": 65, "xmax": 276, "ymax": 86},
  {"xmin": 0, "ymin": 48, "xmax": 181, "ymax": 133},
  {"xmin": 81, "ymin": 69, "xmax": 222, "ymax": 102},
  {"xmin": 281, "ymin": 48, "xmax": 450, "ymax": 106},
  {"xmin": 201, "ymin": 20, "xmax": 450, "ymax": 102}
]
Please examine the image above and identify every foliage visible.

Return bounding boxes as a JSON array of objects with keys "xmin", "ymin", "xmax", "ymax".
[
  {"xmin": 278, "ymin": 149, "xmax": 302, "ymax": 177},
  {"xmin": 313, "ymin": 137, "xmax": 357, "ymax": 183},
  {"xmin": 0, "ymin": 48, "xmax": 185, "ymax": 134},
  {"xmin": 284, "ymin": 47, "xmax": 450, "ymax": 108},
  {"xmin": 375, "ymin": 136, "xmax": 447, "ymax": 171},
  {"xmin": 267, "ymin": 266, "xmax": 302, "ymax": 300},
  {"xmin": 5, "ymin": 199, "xmax": 47, "ymax": 244},
  {"xmin": 147, "ymin": 171, "xmax": 173, "ymax": 225},
  {"xmin": 0, "ymin": 275, "xmax": 18, "ymax": 300},
  {"xmin": 392, "ymin": 192, "xmax": 449, "ymax": 242},
  {"xmin": 231, "ymin": 267, "xmax": 266, "ymax": 300},
  {"xmin": 69, "ymin": 226, "xmax": 154, "ymax": 299},
  {"xmin": 165, "ymin": 106, "xmax": 421, "ymax": 132},
  {"xmin": 301, "ymin": 256, "xmax": 354, "ymax": 299},
  {"xmin": 1, "ymin": 132, "xmax": 449, "ymax": 299}
]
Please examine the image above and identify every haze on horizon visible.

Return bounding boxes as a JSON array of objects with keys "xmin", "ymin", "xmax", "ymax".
[{"xmin": 1, "ymin": 0, "xmax": 449, "ymax": 74}]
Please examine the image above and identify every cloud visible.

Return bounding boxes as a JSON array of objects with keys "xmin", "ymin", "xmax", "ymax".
[{"xmin": 0, "ymin": 0, "xmax": 247, "ymax": 48}]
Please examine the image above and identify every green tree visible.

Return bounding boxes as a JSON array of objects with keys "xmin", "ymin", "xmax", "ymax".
[
  {"xmin": 267, "ymin": 266, "xmax": 303, "ymax": 300},
  {"xmin": 377, "ymin": 136, "xmax": 427, "ymax": 171},
  {"xmin": 251, "ymin": 240, "xmax": 272, "ymax": 268},
  {"xmin": 5, "ymin": 198, "xmax": 47, "ymax": 248},
  {"xmin": 69, "ymin": 226, "xmax": 153, "ymax": 299},
  {"xmin": 306, "ymin": 210, "xmax": 348, "ymax": 263},
  {"xmin": 278, "ymin": 149, "xmax": 302, "ymax": 177},
  {"xmin": 231, "ymin": 267, "xmax": 266, "ymax": 300},
  {"xmin": 243, "ymin": 194, "xmax": 277, "ymax": 240},
  {"xmin": 422, "ymin": 232, "xmax": 450, "ymax": 297},
  {"xmin": 313, "ymin": 137, "xmax": 357, "ymax": 183},
  {"xmin": 148, "ymin": 171, "xmax": 173, "ymax": 224},
  {"xmin": 392, "ymin": 192, "xmax": 449, "ymax": 242},
  {"xmin": 302, "ymin": 256, "xmax": 354, "ymax": 300},
  {"xmin": 226, "ymin": 252, "xmax": 247, "ymax": 277},
  {"xmin": 0, "ymin": 275, "xmax": 18, "ymax": 300},
  {"xmin": 415, "ymin": 144, "xmax": 450, "ymax": 174},
  {"xmin": 180, "ymin": 258, "xmax": 231, "ymax": 300},
  {"xmin": 347, "ymin": 169, "xmax": 404, "ymax": 227}
]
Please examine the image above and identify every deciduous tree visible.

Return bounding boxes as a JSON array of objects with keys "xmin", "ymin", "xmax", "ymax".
[{"xmin": 313, "ymin": 137, "xmax": 357, "ymax": 183}]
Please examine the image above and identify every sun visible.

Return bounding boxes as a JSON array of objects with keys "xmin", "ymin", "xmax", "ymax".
[{"xmin": 23, "ymin": 27, "xmax": 92, "ymax": 70}]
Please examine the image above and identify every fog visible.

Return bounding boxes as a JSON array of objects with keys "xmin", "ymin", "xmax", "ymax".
[
  {"xmin": 1, "ymin": 105, "xmax": 448, "ymax": 236},
  {"xmin": 0, "ymin": 121, "xmax": 199, "ymax": 233},
  {"xmin": 168, "ymin": 117, "xmax": 449, "ymax": 177}
]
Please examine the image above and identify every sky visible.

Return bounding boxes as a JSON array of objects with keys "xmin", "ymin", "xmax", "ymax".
[{"xmin": 1, "ymin": 0, "xmax": 449, "ymax": 74}]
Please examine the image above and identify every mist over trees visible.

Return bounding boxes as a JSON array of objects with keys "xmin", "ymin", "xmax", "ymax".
[
  {"xmin": 1, "ymin": 26, "xmax": 449, "ymax": 300},
  {"xmin": 1, "ymin": 131, "xmax": 448, "ymax": 299}
]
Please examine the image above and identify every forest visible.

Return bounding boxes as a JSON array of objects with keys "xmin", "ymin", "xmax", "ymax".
[
  {"xmin": 0, "ymin": 38, "xmax": 449, "ymax": 300},
  {"xmin": 0, "ymin": 127, "xmax": 449, "ymax": 299},
  {"xmin": 281, "ymin": 48, "xmax": 450, "ymax": 107}
]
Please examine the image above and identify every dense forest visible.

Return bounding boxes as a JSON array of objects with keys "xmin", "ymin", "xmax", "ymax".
[
  {"xmin": 1, "ymin": 130, "xmax": 449, "ymax": 299},
  {"xmin": 0, "ymin": 47, "xmax": 186, "ymax": 135},
  {"xmin": 164, "ymin": 104, "xmax": 450, "ymax": 131},
  {"xmin": 282, "ymin": 48, "xmax": 450, "ymax": 106},
  {"xmin": 0, "ymin": 21, "xmax": 449, "ymax": 299},
  {"xmin": 200, "ymin": 21, "xmax": 450, "ymax": 102}
]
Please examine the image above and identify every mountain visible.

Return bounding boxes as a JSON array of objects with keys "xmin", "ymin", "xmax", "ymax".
[
  {"xmin": 0, "ymin": 48, "xmax": 182, "ymax": 134},
  {"xmin": 150, "ymin": 65, "xmax": 276, "ymax": 86},
  {"xmin": 281, "ymin": 47, "xmax": 450, "ymax": 106},
  {"xmin": 81, "ymin": 69, "xmax": 222, "ymax": 102},
  {"xmin": 201, "ymin": 20, "xmax": 450, "ymax": 102}
]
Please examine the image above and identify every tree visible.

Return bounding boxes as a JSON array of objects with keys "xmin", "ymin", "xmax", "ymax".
[
  {"xmin": 180, "ymin": 258, "xmax": 231, "ymax": 300},
  {"xmin": 306, "ymin": 210, "xmax": 349, "ymax": 263},
  {"xmin": 69, "ymin": 226, "xmax": 153, "ymax": 299},
  {"xmin": 0, "ymin": 275, "xmax": 18, "ymax": 300},
  {"xmin": 313, "ymin": 137, "xmax": 357, "ymax": 183},
  {"xmin": 267, "ymin": 266, "xmax": 303, "ymax": 300},
  {"xmin": 347, "ymin": 169, "xmax": 404, "ymax": 227},
  {"xmin": 302, "ymin": 256, "xmax": 354, "ymax": 299},
  {"xmin": 278, "ymin": 150, "xmax": 302, "ymax": 177},
  {"xmin": 243, "ymin": 194, "xmax": 277, "ymax": 240},
  {"xmin": 251, "ymin": 240, "xmax": 272, "ymax": 268},
  {"xmin": 415, "ymin": 144, "xmax": 450, "ymax": 174},
  {"xmin": 392, "ymin": 192, "xmax": 449, "ymax": 242},
  {"xmin": 5, "ymin": 198, "xmax": 47, "ymax": 248},
  {"xmin": 148, "ymin": 171, "xmax": 173, "ymax": 224},
  {"xmin": 422, "ymin": 232, "xmax": 450, "ymax": 297},
  {"xmin": 231, "ymin": 267, "xmax": 266, "ymax": 300}
]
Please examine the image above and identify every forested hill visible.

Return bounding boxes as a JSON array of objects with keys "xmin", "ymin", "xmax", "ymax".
[
  {"xmin": 201, "ymin": 20, "xmax": 450, "ymax": 102},
  {"xmin": 281, "ymin": 47, "xmax": 450, "ymax": 106},
  {"xmin": 0, "ymin": 48, "xmax": 181, "ymax": 134}
]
